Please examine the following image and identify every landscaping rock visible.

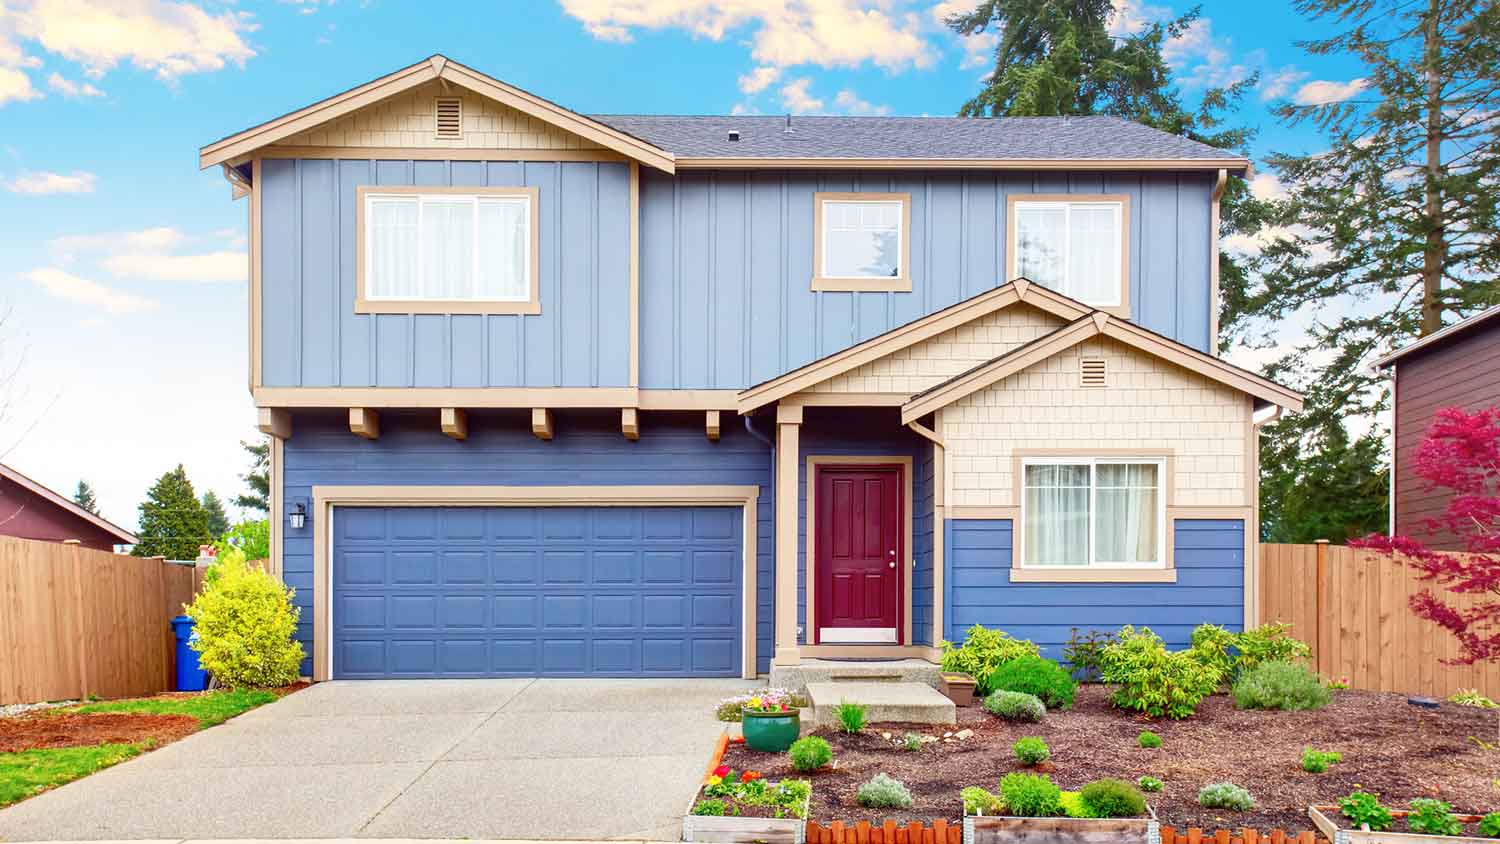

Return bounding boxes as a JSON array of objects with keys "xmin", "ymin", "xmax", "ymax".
[{"xmin": 955, "ymin": 728, "xmax": 974, "ymax": 740}]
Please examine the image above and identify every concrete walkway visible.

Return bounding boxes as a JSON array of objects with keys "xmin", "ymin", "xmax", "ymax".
[{"xmin": 0, "ymin": 678, "xmax": 755, "ymax": 842}]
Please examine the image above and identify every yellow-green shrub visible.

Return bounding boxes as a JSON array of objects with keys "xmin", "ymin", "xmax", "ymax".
[{"xmin": 185, "ymin": 549, "xmax": 304, "ymax": 689}]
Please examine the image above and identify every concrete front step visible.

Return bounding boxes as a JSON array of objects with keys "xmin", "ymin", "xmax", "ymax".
[
  {"xmin": 768, "ymin": 658, "xmax": 944, "ymax": 693},
  {"xmin": 806, "ymin": 680, "xmax": 957, "ymax": 726}
]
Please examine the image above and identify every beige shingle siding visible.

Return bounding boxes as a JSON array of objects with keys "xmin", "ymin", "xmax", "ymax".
[
  {"xmin": 279, "ymin": 82, "xmax": 604, "ymax": 150},
  {"xmin": 942, "ymin": 337, "xmax": 1250, "ymax": 508}
]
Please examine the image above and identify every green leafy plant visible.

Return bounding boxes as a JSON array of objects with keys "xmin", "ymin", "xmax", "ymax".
[
  {"xmin": 788, "ymin": 736, "xmax": 832, "ymax": 772},
  {"xmin": 835, "ymin": 700, "xmax": 867, "ymax": 734},
  {"xmin": 1062, "ymin": 628, "xmax": 1115, "ymax": 682},
  {"xmin": 1077, "ymin": 778, "xmax": 1147, "ymax": 818},
  {"xmin": 1452, "ymin": 688, "xmax": 1500, "ymax": 708},
  {"xmin": 902, "ymin": 733, "xmax": 923, "ymax": 752},
  {"xmin": 213, "ymin": 519, "xmax": 270, "ymax": 565},
  {"xmin": 1197, "ymin": 782, "xmax": 1253, "ymax": 811},
  {"xmin": 939, "ymin": 625, "xmax": 1041, "ymax": 695},
  {"xmin": 1012, "ymin": 736, "xmax": 1050, "ymax": 766},
  {"xmin": 999, "ymin": 772, "xmax": 1062, "ymax": 817},
  {"xmin": 1338, "ymin": 791, "xmax": 1393, "ymax": 832},
  {"xmin": 714, "ymin": 688, "xmax": 808, "ymax": 722},
  {"xmin": 1100, "ymin": 626, "xmax": 1223, "ymax": 719},
  {"xmin": 692, "ymin": 799, "xmax": 728, "ymax": 816},
  {"xmin": 1137, "ymin": 730, "xmax": 1162, "ymax": 749},
  {"xmin": 1408, "ymin": 798, "xmax": 1463, "ymax": 836},
  {"xmin": 1137, "ymin": 776, "xmax": 1164, "ymax": 793},
  {"xmin": 983, "ymin": 690, "xmax": 1045, "ymax": 722},
  {"xmin": 1189, "ymin": 623, "xmax": 1239, "ymax": 681},
  {"xmin": 989, "ymin": 655, "xmax": 1077, "ymax": 710},
  {"xmin": 1478, "ymin": 812, "xmax": 1500, "ymax": 837},
  {"xmin": 962, "ymin": 786, "xmax": 1004, "ymax": 815},
  {"xmin": 1234, "ymin": 622, "xmax": 1312, "ymax": 674},
  {"xmin": 1301, "ymin": 747, "xmax": 1342, "ymax": 773},
  {"xmin": 184, "ymin": 548, "xmax": 304, "ymax": 689},
  {"xmin": 1232, "ymin": 661, "xmax": 1332, "ymax": 711},
  {"xmin": 857, "ymin": 773, "xmax": 913, "ymax": 809}
]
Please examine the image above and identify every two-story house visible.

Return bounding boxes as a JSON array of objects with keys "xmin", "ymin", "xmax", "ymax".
[{"xmin": 201, "ymin": 56, "xmax": 1302, "ymax": 682}]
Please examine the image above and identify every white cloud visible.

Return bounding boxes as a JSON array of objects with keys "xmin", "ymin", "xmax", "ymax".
[
  {"xmin": 103, "ymin": 250, "xmax": 246, "ymax": 283},
  {"xmin": 47, "ymin": 225, "xmax": 244, "ymax": 282},
  {"xmin": 737, "ymin": 65, "xmax": 779, "ymax": 95},
  {"xmin": 929, "ymin": 0, "xmax": 995, "ymax": 70},
  {"xmin": 1259, "ymin": 65, "xmax": 1307, "ymax": 101},
  {"xmin": 834, "ymin": 89, "xmax": 889, "ymax": 116},
  {"xmin": 1293, "ymin": 78, "xmax": 1368, "ymax": 106},
  {"xmin": 0, "ymin": 66, "xmax": 41, "ymax": 105},
  {"xmin": 46, "ymin": 71, "xmax": 102, "ymax": 97},
  {"xmin": 25, "ymin": 267, "xmax": 157, "ymax": 314},
  {"xmin": 780, "ymin": 77, "xmax": 823, "ymax": 113},
  {"xmin": 5, "ymin": 169, "xmax": 95, "ymax": 193},
  {"xmin": 1109, "ymin": 0, "xmax": 1165, "ymax": 37},
  {"xmin": 49, "ymin": 226, "xmax": 186, "ymax": 260},
  {"xmin": 1248, "ymin": 172, "xmax": 1287, "ymax": 201}
]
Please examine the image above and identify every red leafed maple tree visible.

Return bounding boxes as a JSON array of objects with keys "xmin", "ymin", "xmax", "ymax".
[{"xmin": 1355, "ymin": 406, "xmax": 1500, "ymax": 664}]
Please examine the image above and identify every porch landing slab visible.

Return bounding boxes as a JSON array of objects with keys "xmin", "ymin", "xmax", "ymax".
[
  {"xmin": 806, "ymin": 681, "xmax": 956, "ymax": 726},
  {"xmin": 769, "ymin": 658, "xmax": 943, "ymax": 693}
]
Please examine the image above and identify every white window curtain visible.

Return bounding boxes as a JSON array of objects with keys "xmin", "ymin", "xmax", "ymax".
[
  {"xmin": 1023, "ymin": 464, "xmax": 1090, "ymax": 566},
  {"xmin": 366, "ymin": 193, "xmax": 531, "ymax": 301},
  {"xmin": 1014, "ymin": 202, "xmax": 1122, "ymax": 307},
  {"xmin": 822, "ymin": 200, "xmax": 902, "ymax": 278},
  {"xmin": 1023, "ymin": 459, "xmax": 1163, "ymax": 568},
  {"xmin": 1094, "ymin": 463, "xmax": 1159, "ymax": 563}
]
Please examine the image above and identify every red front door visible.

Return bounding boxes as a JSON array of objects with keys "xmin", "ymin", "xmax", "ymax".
[{"xmin": 815, "ymin": 464, "xmax": 903, "ymax": 644}]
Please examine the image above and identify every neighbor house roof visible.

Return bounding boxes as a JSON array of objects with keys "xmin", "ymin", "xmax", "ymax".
[
  {"xmin": 0, "ymin": 463, "xmax": 139, "ymax": 545},
  {"xmin": 1373, "ymin": 303, "xmax": 1500, "ymax": 369}
]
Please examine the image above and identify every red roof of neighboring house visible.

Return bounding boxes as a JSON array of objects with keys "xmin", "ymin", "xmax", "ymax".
[{"xmin": 0, "ymin": 463, "xmax": 139, "ymax": 546}]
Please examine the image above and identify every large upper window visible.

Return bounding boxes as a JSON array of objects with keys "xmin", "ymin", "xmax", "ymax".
[
  {"xmin": 813, "ymin": 192, "xmax": 911, "ymax": 292},
  {"xmin": 356, "ymin": 187, "xmax": 539, "ymax": 315},
  {"xmin": 1020, "ymin": 458, "xmax": 1165, "ymax": 569},
  {"xmin": 1010, "ymin": 197, "xmax": 1127, "ymax": 310}
]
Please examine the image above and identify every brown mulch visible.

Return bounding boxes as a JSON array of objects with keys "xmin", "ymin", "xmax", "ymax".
[
  {"xmin": 717, "ymin": 685, "xmax": 1500, "ymax": 832},
  {"xmin": 0, "ymin": 712, "xmax": 200, "ymax": 752}
]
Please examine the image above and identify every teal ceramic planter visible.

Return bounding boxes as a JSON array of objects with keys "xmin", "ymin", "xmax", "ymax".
[{"xmin": 741, "ymin": 708, "xmax": 800, "ymax": 752}]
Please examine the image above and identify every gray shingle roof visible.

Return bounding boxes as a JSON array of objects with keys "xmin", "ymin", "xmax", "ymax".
[{"xmin": 589, "ymin": 114, "xmax": 1242, "ymax": 162}]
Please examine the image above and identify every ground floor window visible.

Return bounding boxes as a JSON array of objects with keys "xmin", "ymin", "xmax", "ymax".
[{"xmin": 1021, "ymin": 458, "xmax": 1165, "ymax": 568}]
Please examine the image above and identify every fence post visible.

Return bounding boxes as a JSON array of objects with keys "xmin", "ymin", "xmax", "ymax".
[
  {"xmin": 1314, "ymin": 539, "xmax": 1330, "ymax": 678},
  {"xmin": 63, "ymin": 540, "xmax": 89, "ymax": 701}
]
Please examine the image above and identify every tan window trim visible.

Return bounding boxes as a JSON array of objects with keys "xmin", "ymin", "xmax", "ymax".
[
  {"xmin": 812, "ymin": 192, "xmax": 912, "ymax": 293},
  {"xmin": 1005, "ymin": 193, "xmax": 1131, "ymax": 319},
  {"xmin": 354, "ymin": 185, "xmax": 541, "ymax": 316}
]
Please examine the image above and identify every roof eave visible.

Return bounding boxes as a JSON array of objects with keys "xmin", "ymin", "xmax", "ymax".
[
  {"xmin": 1373, "ymin": 303, "xmax": 1500, "ymax": 369},
  {"xmin": 674, "ymin": 157, "xmax": 1252, "ymax": 172}
]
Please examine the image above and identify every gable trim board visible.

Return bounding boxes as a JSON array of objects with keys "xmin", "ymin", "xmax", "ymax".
[
  {"xmin": 252, "ymin": 387, "xmax": 740, "ymax": 410},
  {"xmin": 256, "ymin": 146, "xmax": 631, "ymax": 162}
]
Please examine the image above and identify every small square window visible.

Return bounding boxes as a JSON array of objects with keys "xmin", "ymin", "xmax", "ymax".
[{"xmin": 813, "ymin": 192, "xmax": 911, "ymax": 292}]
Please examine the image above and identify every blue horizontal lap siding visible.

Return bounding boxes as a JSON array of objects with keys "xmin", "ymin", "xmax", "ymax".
[
  {"xmin": 944, "ymin": 518, "xmax": 1244, "ymax": 656},
  {"xmin": 281, "ymin": 412, "xmax": 774, "ymax": 676},
  {"xmin": 333, "ymin": 505, "xmax": 742, "ymax": 678}
]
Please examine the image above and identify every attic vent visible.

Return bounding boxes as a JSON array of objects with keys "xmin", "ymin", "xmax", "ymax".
[
  {"xmin": 1080, "ymin": 358, "xmax": 1107, "ymax": 388},
  {"xmin": 434, "ymin": 97, "xmax": 463, "ymax": 139},
  {"xmin": 727, "ymin": 130, "xmax": 741, "ymax": 142}
]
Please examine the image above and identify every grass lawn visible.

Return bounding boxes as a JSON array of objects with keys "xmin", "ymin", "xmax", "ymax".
[
  {"xmin": 70, "ymin": 688, "xmax": 279, "ymax": 727},
  {"xmin": 0, "ymin": 743, "xmax": 146, "ymax": 807}
]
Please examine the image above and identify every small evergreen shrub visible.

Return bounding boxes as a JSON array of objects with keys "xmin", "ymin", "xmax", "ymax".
[
  {"xmin": 989, "ymin": 655, "xmax": 1077, "ymax": 710},
  {"xmin": 1077, "ymin": 778, "xmax": 1147, "ymax": 818},
  {"xmin": 1408, "ymin": 798, "xmax": 1463, "ymax": 836},
  {"xmin": 1234, "ymin": 622, "xmax": 1312, "ymax": 674},
  {"xmin": 185, "ymin": 549, "xmax": 304, "ymax": 689},
  {"xmin": 788, "ymin": 736, "xmax": 832, "ymax": 772},
  {"xmin": 835, "ymin": 700, "xmax": 868, "ymax": 733},
  {"xmin": 999, "ymin": 772, "xmax": 1062, "ymax": 817},
  {"xmin": 939, "ymin": 625, "xmax": 1041, "ymax": 696},
  {"xmin": 1101, "ymin": 626, "xmax": 1223, "ymax": 719},
  {"xmin": 1012, "ymin": 736, "xmax": 1050, "ymax": 765},
  {"xmin": 1137, "ymin": 776, "xmax": 1164, "ymax": 793},
  {"xmin": 1137, "ymin": 730, "xmax": 1162, "ymax": 749},
  {"xmin": 1232, "ymin": 661, "xmax": 1332, "ymax": 711},
  {"xmin": 856, "ymin": 773, "xmax": 913, "ymax": 809},
  {"xmin": 1478, "ymin": 811, "xmax": 1500, "ymax": 837},
  {"xmin": 1062, "ymin": 627, "xmax": 1114, "ymax": 682},
  {"xmin": 1198, "ymin": 782, "xmax": 1254, "ymax": 812},
  {"xmin": 961, "ymin": 786, "xmax": 1004, "ymax": 816},
  {"xmin": 1301, "ymin": 747, "xmax": 1342, "ymax": 773},
  {"xmin": 1338, "ymin": 791, "xmax": 1393, "ymax": 832},
  {"xmin": 983, "ymin": 690, "xmax": 1045, "ymax": 722}
]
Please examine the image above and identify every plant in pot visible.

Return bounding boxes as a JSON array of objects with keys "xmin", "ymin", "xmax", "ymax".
[
  {"xmin": 940, "ymin": 672, "xmax": 978, "ymax": 706},
  {"xmin": 741, "ymin": 690, "xmax": 801, "ymax": 752}
]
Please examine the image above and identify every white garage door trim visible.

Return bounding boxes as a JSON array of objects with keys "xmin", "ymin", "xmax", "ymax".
[{"xmin": 311, "ymin": 484, "xmax": 761, "ymax": 681}]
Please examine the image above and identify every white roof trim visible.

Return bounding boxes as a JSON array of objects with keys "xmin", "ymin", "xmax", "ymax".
[{"xmin": 1374, "ymin": 303, "xmax": 1500, "ymax": 369}]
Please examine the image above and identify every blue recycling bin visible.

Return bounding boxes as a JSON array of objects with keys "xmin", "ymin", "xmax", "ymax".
[{"xmin": 171, "ymin": 615, "xmax": 209, "ymax": 691}]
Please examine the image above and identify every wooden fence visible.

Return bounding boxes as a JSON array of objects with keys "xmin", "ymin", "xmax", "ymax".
[
  {"xmin": 0, "ymin": 536, "xmax": 205, "ymax": 706},
  {"xmin": 1259, "ymin": 541, "xmax": 1500, "ymax": 699}
]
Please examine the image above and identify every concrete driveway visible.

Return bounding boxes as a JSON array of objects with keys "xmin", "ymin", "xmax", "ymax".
[{"xmin": 0, "ymin": 678, "xmax": 754, "ymax": 842}]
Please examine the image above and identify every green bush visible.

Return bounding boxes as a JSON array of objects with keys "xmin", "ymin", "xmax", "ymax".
[
  {"xmin": 983, "ymin": 690, "xmax": 1045, "ymax": 722},
  {"xmin": 692, "ymin": 799, "xmax": 728, "ymax": 816},
  {"xmin": 1197, "ymin": 782, "xmax": 1253, "ymax": 812},
  {"xmin": 1301, "ymin": 747, "xmax": 1342, "ymax": 773},
  {"xmin": 835, "ymin": 700, "xmax": 867, "ymax": 733},
  {"xmin": 1478, "ymin": 812, "xmax": 1500, "ymax": 837},
  {"xmin": 962, "ymin": 786, "xmax": 1004, "ymax": 816},
  {"xmin": 901, "ymin": 733, "xmax": 922, "ymax": 752},
  {"xmin": 212, "ymin": 519, "xmax": 270, "ymax": 566},
  {"xmin": 185, "ymin": 549, "xmax": 304, "ymax": 689},
  {"xmin": 1077, "ymin": 779, "xmax": 1147, "ymax": 818},
  {"xmin": 1137, "ymin": 730, "xmax": 1162, "ymax": 749},
  {"xmin": 1189, "ymin": 623, "xmax": 1238, "ymax": 681},
  {"xmin": 1232, "ymin": 661, "xmax": 1332, "ymax": 711},
  {"xmin": 1062, "ymin": 628, "xmax": 1114, "ymax": 682},
  {"xmin": 1408, "ymin": 799, "xmax": 1463, "ymax": 836},
  {"xmin": 788, "ymin": 736, "xmax": 832, "ymax": 772},
  {"xmin": 1012, "ymin": 736, "xmax": 1050, "ymax": 765},
  {"xmin": 1100, "ymin": 626, "xmax": 1223, "ymax": 719},
  {"xmin": 990, "ymin": 656, "xmax": 1077, "ymax": 710},
  {"xmin": 940, "ymin": 625, "xmax": 1041, "ymax": 696},
  {"xmin": 1137, "ymin": 776, "xmax": 1164, "ymax": 793},
  {"xmin": 856, "ymin": 773, "xmax": 913, "ymax": 809},
  {"xmin": 999, "ymin": 772, "xmax": 1062, "ymax": 817},
  {"xmin": 1338, "ymin": 791, "xmax": 1393, "ymax": 832},
  {"xmin": 1234, "ymin": 622, "xmax": 1312, "ymax": 674}
]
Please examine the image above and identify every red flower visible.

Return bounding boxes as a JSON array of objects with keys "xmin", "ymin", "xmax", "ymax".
[
  {"xmin": 728, "ymin": 735, "xmax": 745, "ymax": 744},
  {"xmin": 742, "ymin": 771, "xmax": 762, "ymax": 781},
  {"xmin": 713, "ymin": 764, "xmax": 731, "ymax": 778}
]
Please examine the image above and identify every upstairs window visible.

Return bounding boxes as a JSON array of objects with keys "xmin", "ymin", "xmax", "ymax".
[
  {"xmin": 357, "ymin": 187, "xmax": 539, "ymax": 315},
  {"xmin": 1021, "ymin": 458, "xmax": 1165, "ymax": 569},
  {"xmin": 1010, "ymin": 197, "xmax": 1127, "ymax": 311},
  {"xmin": 813, "ymin": 192, "xmax": 911, "ymax": 292}
]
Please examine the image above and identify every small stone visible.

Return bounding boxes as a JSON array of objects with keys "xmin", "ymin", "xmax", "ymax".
[
  {"xmin": 920, "ymin": 735, "xmax": 939, "ymax": 743},
  {"xmin": 943, "ymin": 731, "xmax": 953, "ymax": 738},
  {"xmin": 882, "ymin": 732, "xmax": 892, "ymax": 740},
  {"xmin": 955, "ymin": 728, "xmax": 974, "ymax": 740}
]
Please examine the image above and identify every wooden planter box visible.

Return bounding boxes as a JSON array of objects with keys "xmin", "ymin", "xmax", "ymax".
[
  {"xmin": 682, "ymin": 792, "xmax": 811, "ymax": 844},
  {"xmin": 1310, "ymin": 805, "xmax": 1493, "ymax": 843},
  {"xmin": 963, "ymin": 805, "xmax": 1159, "ymax": 844}
]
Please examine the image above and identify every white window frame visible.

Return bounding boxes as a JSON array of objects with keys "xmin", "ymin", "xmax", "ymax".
[
  {"xmin": 1017, "ymin": 456, "xmax": 1168, "ymax": 571},
  {"xmin": 355, "ymin": 185, "xmax": 540, "ymax": 315},
  {"xmin": 1007, "ymin": 195, "xmax": 1129, "ymax": 313},
  {"xmin": 812, "ymin": 191, "xmax": 912, "ymax": 292}
]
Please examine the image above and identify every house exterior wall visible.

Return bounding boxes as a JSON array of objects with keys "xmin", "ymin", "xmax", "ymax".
[
  {"xmin": 638, "ymin": 169, "xmax": 1215, "ymax": 390},
  {"xmin": 1392, "ymin": 324, "xmax": 1500, "ymax": 549},
  {"xmin": 0, "ymin": 477, "xmax": 123, "ymax": 551},
  {"xmin": 944, "ymin": 517, "xmax": 1246, "ymax": 655}
]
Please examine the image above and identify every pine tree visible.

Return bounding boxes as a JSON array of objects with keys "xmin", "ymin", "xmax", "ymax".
[
  {"xmin": 73, "ymin": 480, "xmax": 99, "ymax": 515},
  {"xmin": 132, "ymin": 465, "xmax": 211, "ymax": 560},
  {"xmin": 201, "ymin": 491, "xmax": 230, "ymax": 539},
  {"xmin": 233, "ymin": 438, "xmax": 269, "ymax": 514}
]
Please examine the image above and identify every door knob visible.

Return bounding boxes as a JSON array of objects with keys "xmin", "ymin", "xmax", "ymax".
[{"xmin": 888, "ymin": 561, "xmax": 896, "ymax": 568}]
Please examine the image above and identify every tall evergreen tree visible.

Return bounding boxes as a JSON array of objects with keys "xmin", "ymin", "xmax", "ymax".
[
  {"xmin": 132, "ymin": 465, "xmax": 211, "ymax": 560},
  {"xmin": 201, "ymin": 491, "xmax": 230, "ymax": 539},
  {"xmin": 72, "ymin": 480, "xmax": 99, "ymax": 515},
  {"xmin": 234, "ymin": 437, "xmax": 270, "ymax": 514}
]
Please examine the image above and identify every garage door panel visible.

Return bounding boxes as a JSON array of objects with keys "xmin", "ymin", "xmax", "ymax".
[{"xmin": 332, "ymin": 505, "xmax": 743, "ymax": 679}]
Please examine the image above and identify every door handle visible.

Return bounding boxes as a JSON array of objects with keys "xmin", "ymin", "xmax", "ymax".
[{"xmin": 888, "ymin": 561, "xmax": 896, "ymax": 569}]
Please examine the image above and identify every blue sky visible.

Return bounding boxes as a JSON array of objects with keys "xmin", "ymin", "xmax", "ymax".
[{"xmin": 0, "ymin": 0, "xmax": 1367, "ymax": 531}]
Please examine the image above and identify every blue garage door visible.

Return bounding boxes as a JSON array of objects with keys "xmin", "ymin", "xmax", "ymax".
[{"xmin": 331, "ymin": 505, "xmax": 743, "ymax": 678}]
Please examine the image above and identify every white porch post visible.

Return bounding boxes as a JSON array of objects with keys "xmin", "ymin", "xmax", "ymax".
[{"xmin": 774, "ymin": 404, "xmax": 803, "ymax": 667}]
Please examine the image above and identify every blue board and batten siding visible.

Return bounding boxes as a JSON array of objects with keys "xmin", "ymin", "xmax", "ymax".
[{"xmin": 944, "ymin": 518, "xmax": 1246, "ymax": 656}]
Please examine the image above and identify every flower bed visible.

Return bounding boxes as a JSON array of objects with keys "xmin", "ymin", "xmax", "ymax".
[{"xmin": 1310, "ymin": 803, "xmax": 1500, "ymax": 841}]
